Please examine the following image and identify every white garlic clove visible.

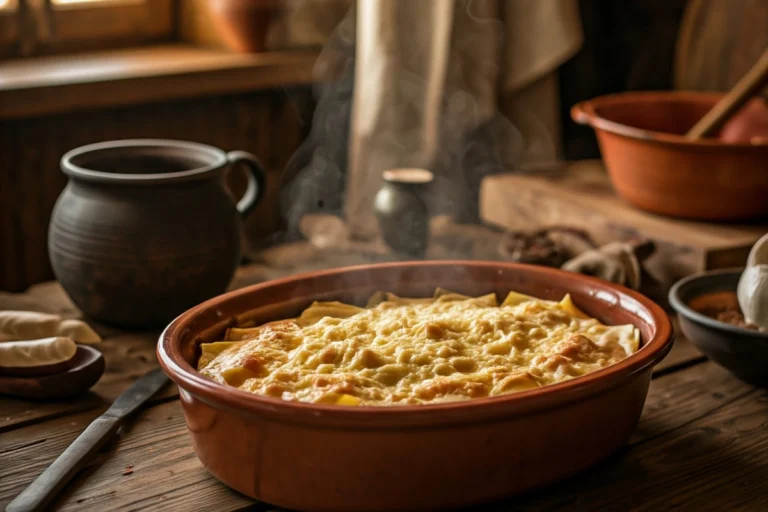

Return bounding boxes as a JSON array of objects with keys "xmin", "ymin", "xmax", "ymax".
[
  {"xmin": 737, "ymin": 234, "xmax": 768, "ymax": 330},
  {"xmin": 747, "ymin": 233, "xmax": 768, "ymax": 267},
  {"xmin": 737, "ymin": 264, "xmax": 768, "ymax": 330}
]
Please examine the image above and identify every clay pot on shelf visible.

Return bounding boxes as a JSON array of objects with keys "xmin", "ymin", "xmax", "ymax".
[{"xmin": 208, "ymin": 0, "xmax": 283, "ymax": 54}]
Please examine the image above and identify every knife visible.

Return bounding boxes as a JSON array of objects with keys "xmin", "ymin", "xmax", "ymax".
[{"xmin": 6, "ymin": 368, "xmax": 169, "ymax": 512}]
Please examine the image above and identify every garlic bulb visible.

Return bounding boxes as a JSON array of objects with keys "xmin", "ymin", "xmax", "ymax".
[{"xmin": 737, "ymin": 233, "xmax": 768, "ymax": 330}]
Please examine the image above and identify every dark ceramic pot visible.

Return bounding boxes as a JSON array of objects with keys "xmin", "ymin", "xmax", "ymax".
[
  {"xmin": 373, "ymin": 169, "xmax": 434, "ymax": 258},
  {"xmin": 49, "ymin": 139, "xmax": 266, "ymax": 328},
  {"xmin": 669, "ymin": 268, "xmax": 768, "ymax": 387}
]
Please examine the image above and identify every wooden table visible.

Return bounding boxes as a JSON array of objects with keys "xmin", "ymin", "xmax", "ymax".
[{"xmin": 1, "ymin": 265, "xmax": 767, "ymax": 511}]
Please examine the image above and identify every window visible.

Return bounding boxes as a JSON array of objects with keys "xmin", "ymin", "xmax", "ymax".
[{"xmin": 0, "ymin": 0, "xmax": 174, "ymax": 58}]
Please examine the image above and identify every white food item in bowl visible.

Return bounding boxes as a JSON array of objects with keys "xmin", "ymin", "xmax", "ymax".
[
  {"xmin": 0, "ymin": 336, "xmax": 77, "ymax": 368},
  {"xmin": 737, "ymin": 233, "xmax": 768, "ymax": 330},
  {"xmin": 0, "ymin": 311, "xmax": 101, "ymax": 344},
  {"xmin": 198, "ymin": 291, "xmax": 640, "ymax": 406}
]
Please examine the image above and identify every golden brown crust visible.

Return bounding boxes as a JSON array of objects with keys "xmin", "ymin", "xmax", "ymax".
[{"xmin": 197, "ymin": 292, "xmax": 639, "ymax": 406}]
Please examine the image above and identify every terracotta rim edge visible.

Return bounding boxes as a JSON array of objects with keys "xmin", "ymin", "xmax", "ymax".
[
  {"xmin": 571, "ymin": 91, "xmax": 768, "ymax": 149},
  {"xmin": 158, "ymin": 261, "xmax": 674, "ymax": 428}
]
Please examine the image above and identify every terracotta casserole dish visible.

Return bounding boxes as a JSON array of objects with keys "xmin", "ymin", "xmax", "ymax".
[{"xmin": 158, "ymin": 261, "xmax": 673, "ymax": 511}]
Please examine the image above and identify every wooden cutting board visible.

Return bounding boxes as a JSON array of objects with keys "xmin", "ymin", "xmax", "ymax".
[{"xmin": 480, "ymin": 160, "xmax": 767, "ymax": 288}]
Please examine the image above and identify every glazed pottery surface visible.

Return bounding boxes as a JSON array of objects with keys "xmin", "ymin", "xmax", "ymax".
[
  {"xmin": 49, "ymin": 139, "xmax": 266, "ymax": 328},
  {"xmin": 572, "ymin": 91, "xmax": 768, "ymax": 221},
  {"xmin": 158, "ymin": 261, "xmax": 673, "ymax": 512},
  {"xmin": 373, "ymin": 169, "xmax": 433, "ymax": 258},
  {"xmin": 209, "ymin": 0, "xmax": 283, "ymax": 53},
  {"xmin": 670, "ymin": 269, "xmax": 768, "ymax": 387}
]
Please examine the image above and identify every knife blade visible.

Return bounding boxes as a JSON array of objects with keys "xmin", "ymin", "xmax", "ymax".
[{"xmin": 6, "ymin": 368, "xmax": 169, "ymax": 512}]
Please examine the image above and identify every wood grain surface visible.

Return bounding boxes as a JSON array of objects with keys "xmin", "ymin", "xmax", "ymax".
[
  {"xmin": 1, "ymin": 264, "xmax": 765, "ymax": 511},
  {"xmin": 3, "ymin": 361, "xmax": 762, "ymax": 512}
]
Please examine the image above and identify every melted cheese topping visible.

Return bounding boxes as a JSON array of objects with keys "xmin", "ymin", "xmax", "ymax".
[{"xmin": 197, "ymin": 292, "xmax": 639, "ymax": 406}]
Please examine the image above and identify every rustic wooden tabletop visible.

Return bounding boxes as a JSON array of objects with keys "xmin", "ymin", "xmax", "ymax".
[{"xmin": 1, "ymin": 264, "xmax": 767, "ymax": 511}]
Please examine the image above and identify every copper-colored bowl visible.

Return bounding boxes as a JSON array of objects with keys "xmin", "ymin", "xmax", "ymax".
[
  {"xmin": 158, "ymin": 261, "xmax": 673, "ymax": 511},
  {"xmin": 572, "ymin": 91, "xmax": 768, "ymax": 221}
]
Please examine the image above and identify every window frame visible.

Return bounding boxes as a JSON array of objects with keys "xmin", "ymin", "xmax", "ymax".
[
  {"xmin": 0, "ymin": 0, "xmax": 19, "ymax": 58},
  {"xmin": 0, "ymin": 0, "xmax": 175, "ymax": 58}
]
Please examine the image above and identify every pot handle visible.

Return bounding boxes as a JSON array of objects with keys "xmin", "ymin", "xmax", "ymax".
[
  {"xmin": 570, "ymin": 101, "xmax": 592, "ymax": 126},
  {"xmin": 227, "ymin": 151, "xmax": 266, "ymax": 217}
]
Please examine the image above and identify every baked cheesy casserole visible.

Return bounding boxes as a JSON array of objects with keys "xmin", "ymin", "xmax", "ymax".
[{"xmin": 197, "ymin": 290, "xmax": 640, "ymax": 406}]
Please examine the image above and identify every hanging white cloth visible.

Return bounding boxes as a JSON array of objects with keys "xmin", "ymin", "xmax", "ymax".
[{"xmin": 345, "ymin": 0, "xmax": 583, "ymax": 239}]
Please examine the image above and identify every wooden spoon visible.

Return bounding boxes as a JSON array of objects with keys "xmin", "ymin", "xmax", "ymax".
[
  {"xmin": 686, "ymin": 47, "xmax": 768, "ymax": 139},
  {"xmin": 0, "ymin": 345, "xmax": 105, "ymax": 400}
]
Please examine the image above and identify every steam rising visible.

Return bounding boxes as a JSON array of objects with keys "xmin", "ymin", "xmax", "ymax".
[{"xmin": 278, "ymin": 0, "xmax": 563, "ymax": 251}]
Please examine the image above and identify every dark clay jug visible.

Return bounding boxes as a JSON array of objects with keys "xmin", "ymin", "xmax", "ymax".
[
  {"xmin": 373, "ymin": 168, "xmax": 434, "ymax": 258},
  {"xmin": 49, "ymin": 139, "xmax": 265, "ymax": 328}
]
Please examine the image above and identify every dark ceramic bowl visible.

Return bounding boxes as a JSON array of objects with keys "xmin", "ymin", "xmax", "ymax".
[
  {"xmin": 50, "ymin": 139, "xmax": 265, "ymax": 328},
  {"xmin": 158, "ymin": 261, "xmax": 673, "ymax": 512},
  {"xmin": 669, "ymin": 268, "xmax": 768, "ymax": 387}
]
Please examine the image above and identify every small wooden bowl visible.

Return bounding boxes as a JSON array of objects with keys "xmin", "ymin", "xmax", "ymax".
[
  {"xmin": 669, "ymin": 268, "xmax": 768, "ymax": 387},
  {"xmin": 0, "ymin": 345, "xmax": 105, "ymax": 400},
  {"xmin": 572, "ymin": 91, "xmax": 768, "ymax": 221},
  {"xmin": 0, "ymin": 356, "xmax": 77, "ymax": 377}
]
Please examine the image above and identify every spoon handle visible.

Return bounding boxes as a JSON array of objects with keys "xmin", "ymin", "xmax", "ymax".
[{"xmin": 686, "ymin": 47, "xmax": 768, "ymax": 140}]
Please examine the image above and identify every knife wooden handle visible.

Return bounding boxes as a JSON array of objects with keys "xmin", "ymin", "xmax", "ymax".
[{"xmin": 6, "ymin": 416, "xmax": 120, "ymax": 512}]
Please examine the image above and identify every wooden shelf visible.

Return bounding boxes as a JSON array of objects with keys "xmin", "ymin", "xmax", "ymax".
[{"xmin": 0, "ymin": 44, "xmax": 319, "ymax": 119}]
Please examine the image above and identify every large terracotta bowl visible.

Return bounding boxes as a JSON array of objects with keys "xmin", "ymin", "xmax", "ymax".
[
  {"xmin": 572, "ymin": 91, "xmax": 768, "ymax": 221},
  {"xmin": 158, "ymin": 261, "xmax": 673, "ymax": 511}
]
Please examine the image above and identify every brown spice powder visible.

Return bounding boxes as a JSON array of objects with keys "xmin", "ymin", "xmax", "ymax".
[{"xmin": 689, "ymin": 291, "xmax": 759, "ymax": 331}]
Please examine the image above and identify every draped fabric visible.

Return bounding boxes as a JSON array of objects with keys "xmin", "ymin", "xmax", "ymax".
[
  {"xmin": 273, "ymin": 0, "xmax": 582, "ymax": 240},
  {"xmin": 346, "ymin": 0, "xmax": 582, "ymax": 238}
]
